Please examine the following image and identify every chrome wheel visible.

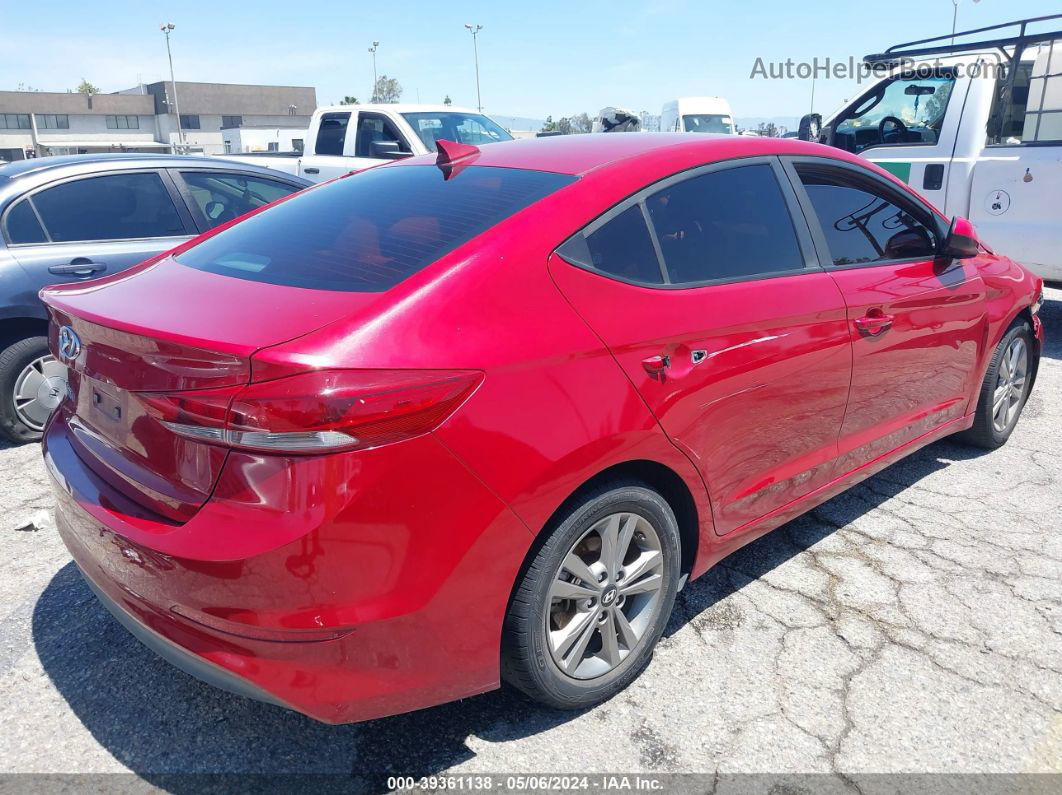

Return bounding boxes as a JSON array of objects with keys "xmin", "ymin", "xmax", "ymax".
[
  {"xmin": 545, "ymin": 512, "xmax": 665, "ymax": 680},
  {"xmin": 992, "ymin": 337, "xmax": 1028, "ymax": 434},
  {"xmin": 13, "ymin": 355, "xmax": 65, "ymax": 432}
]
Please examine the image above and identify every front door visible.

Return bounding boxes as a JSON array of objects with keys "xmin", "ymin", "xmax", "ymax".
[
  {"xmin": 550, "ymin": 159, "xmax": 852, "ymax": 537},
  {"xmin": 787, "ymin": 158, "xmax": 988, "ymax": 471}
]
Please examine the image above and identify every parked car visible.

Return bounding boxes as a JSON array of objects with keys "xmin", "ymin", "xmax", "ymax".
[
  {"xmin": 0, "ymin": 153, "xmax": 310, "ymax": 442},
  {"xmin": 219, "ymin": 103, "xmax": 514, "ymax": 182},
  {"xmin": 660, "ymin": 97, "xmax": 736, "ymax": 134},
  {"xmin": 41, "ymin": 134, "xmax": 1043, "ymax": 725},
  {"xmin": 798, "ymin": 13, "xmax": 1062, "ymax": 280}
]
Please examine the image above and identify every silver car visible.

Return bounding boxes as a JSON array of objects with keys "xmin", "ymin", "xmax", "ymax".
[{"xmin": 0, "ymin": 154, "xmax": 310, "ymax": 442}]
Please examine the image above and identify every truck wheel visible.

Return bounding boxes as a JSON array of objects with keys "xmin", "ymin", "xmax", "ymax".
[
  {"xmin": 502, "ymin": 480, "xmax": 680, "ymax": 710},
  {"xmin": 0, "ymin": 336, "xmax": 63, "ymax": 444}
]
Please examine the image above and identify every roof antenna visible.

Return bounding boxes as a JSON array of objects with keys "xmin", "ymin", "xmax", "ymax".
[{"xmin": 435, "ymin": 139, "xmax": 480, "ymax": 179}]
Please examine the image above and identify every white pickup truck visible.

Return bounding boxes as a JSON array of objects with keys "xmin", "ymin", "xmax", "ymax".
[
  {"xmin": 799, "ymin": 14, "xmax": 1062, "ymax": 281},
  {"xmin": 220, "ymin": 103, "xmax": 514, "ymax": 183}
]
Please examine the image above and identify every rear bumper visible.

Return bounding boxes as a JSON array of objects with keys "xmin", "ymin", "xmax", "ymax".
[{"xmin": 45, "ymin": 411, "xmax": 533, "ymax": 724}]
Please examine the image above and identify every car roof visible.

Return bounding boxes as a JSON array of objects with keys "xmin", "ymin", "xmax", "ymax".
[
  {"xmin": 0, "ymin": 153, "xmax": 311, "ymax": 198},
  {"xmin": 393, "ymin": 132, "xmax": 861, "ymax": 177}
]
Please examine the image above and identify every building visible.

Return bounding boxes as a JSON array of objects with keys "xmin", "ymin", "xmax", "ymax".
[{"xmin": 0, "ymin": 81, "xmax": 316, "ymax": 160}]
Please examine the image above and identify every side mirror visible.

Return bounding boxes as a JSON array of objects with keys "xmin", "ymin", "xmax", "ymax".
[
  {"xmin": 941, "ymin": 216, "xmax": 980, "ymax": 259},
  {"xmin": 797, "ymin": 113, "xmax": 822, "ymax": 142},
  {"xmin": 884, "ymin": 227, "xmax": 933, "ymax": 259},
  {"xmin": 370, "ymin": 140, "xmax": 410, "ymax": 160}
]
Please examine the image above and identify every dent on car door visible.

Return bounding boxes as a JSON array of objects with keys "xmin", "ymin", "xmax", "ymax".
[
  {"xmin": 2, "ymin": 170, "xmax": 194, "ymax": 293},
  {"xmin": 549, "ymin": 159, "xmax": 853, "ymax": 537},
  {"xmin": 786, "ymin": 159, "xmax": 988, "ymax": 472}
]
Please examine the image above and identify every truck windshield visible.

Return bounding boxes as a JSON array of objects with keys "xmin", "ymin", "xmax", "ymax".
[
  {"xmin": 682, "ymin": 114, "xmax": 734, "ymax": 134},
  {"xmin": 402, "ymin": 112, "xmax": 513, "ymax": 151},
  {"xmin": 175, "ymin": 165, "xmax": 574, "ymax": 292}
]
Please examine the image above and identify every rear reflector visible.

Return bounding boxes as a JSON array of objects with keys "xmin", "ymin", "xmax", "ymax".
[{"xmin": 146, "ymin": 369, "xmax": 483, "ymax": 454}]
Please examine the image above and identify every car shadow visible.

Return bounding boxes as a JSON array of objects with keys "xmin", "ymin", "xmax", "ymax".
[{"xmin": 31, "ymin": 438, "xmax": 991, "ymax": 791}]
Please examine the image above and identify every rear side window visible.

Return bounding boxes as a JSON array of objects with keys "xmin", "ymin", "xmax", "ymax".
[
  {"xmin": 797, "ymin": 167, "xmax": 938, "ymax": 266},
  {"xmin": 176, "ymin": 165, "xmax": 576, "ymax": 292},
  {"xmin": 4, "ymin": 199, "xmax": 47, "ymax": 244},
  {"xmin": 315, "ymin": 112, "xmax": 350, "ymax": 156},
  {"xmin": 647, "ymin": 164, "xmax": 804, "ymax": 283},
  {"xmin": 30, "ymin": 172, "xmax": 186, "ymax": 242},
  {"xmin": 562, "ymin": 206, "xmax": 664, "ymax": 284},
  {"xmin": 180, "ymin": 171, "xmax": 301, "ymax": 229}
]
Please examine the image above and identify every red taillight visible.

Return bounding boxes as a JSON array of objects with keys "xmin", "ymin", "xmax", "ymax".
[{"xmin": 140, "ymin": 370, "xmax": 483, "ymax": 454}]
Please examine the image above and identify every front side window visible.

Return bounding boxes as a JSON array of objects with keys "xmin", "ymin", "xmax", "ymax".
[
  {"xmin": 315, "ymin": 112, "xmax": 350, "ymax": 156},
  {"xmin": 30, "ymin": 172, "xmax": 186, "ymax": 242},
  {"xmin": 181, "ymin": 171, "xmax": 301, "ymax": 229},
  {"xmin": 797, "ymin": 166, "xmax": 938, "ymax": 266},
  {"xmin": 354, "ymin": 113, "xmax": 411, "ymax": 158},
  {"xmin": 401, "ymin": 112, "xmax": 513, "ymax": 152},
  {"xmin": 833, "ymin": 73, "xmax": 955, "ymax": 153},
  {"xmin": 177, "ymin": 165, "xmax": 575, "ymax": 292}
]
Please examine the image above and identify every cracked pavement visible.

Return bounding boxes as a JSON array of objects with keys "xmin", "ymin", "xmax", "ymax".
[{"xmin": 0, "ymin": 288, "xmax": 1058, "ymax": 786}]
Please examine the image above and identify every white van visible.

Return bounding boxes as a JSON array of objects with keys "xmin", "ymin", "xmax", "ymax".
[
  {"xmin": 799, "ymin": 14, "xmax": 1062, "ymax": 280},
  {"xmin": 660, "ymin": 97, "xmax": 736, "ymax": 134}
]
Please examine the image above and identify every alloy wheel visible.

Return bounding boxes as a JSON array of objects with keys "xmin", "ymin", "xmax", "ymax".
[
  {"xmin": 992, "ymin": 337, "xmax": 1029, "ymax": 433},
  {"xmin": 545, "ymin": 511, "xmax": 665, "ymax": 680},
  {"xmin": 13, "ymin": 355, "xmax": 65, "ymax": 432}
]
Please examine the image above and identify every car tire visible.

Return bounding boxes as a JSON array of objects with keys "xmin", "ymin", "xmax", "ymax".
[
  {"xmin": 0, "ymin": 336, "xmax": 56, "ymax": 444},
  {"xmin": 501, "ymin": 479, "xmax": 681, "ymax": 710},
  {"xmin": 958, "ymin": 320, "xmax": 1035, "ymax": 449}
]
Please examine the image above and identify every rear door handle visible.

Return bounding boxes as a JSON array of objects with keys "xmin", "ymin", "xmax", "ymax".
[
  {"xmin": 49, "ymin": 259, "xmax": 106, "ymax": 277},
  {"xmin": 854, "ymin": 310, "xmax": 894, "ymax": 336},
  {"xmin": 303, "ymin": 167, "xmax": 320, "ymax": 174}
]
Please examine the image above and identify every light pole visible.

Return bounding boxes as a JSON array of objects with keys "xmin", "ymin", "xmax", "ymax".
[
  {"xmin": 368, "ymin": 41, "xmax": 379, "ymax": 102},
  {"xmin": 465, "ymin": 24, "xmax": 483, "ymax": 112},
  {"xmin": 160, "ymin": 23, "xmax": 185, "ymax": 153},
  {"xmin": 952, "ymin": 0, "xmax": 983, "ymax": 46}
]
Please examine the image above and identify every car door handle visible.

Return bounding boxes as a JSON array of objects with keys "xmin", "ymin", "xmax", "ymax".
[
  {"xmin": 854, "ymin": 310, "xmax": 894, "ymax": 336},
  {"xmin": 303, "ymin": 167, "xmax": 320, "ymax": 174},
  {"xmin": 641, "ymin": 354, "xmax": 670, "ymax": 374},
  {"xmin": 49, "ymin": 259, "xmax": 106, "ymax": 277}
]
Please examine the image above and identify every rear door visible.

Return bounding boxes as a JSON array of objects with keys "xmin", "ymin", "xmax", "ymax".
[
  {"xmin": 786, "ymin": 158, "xmax": 988, "ymax": 471},
  {"xmin": 3, "ymin": 169, "xmax": 195, "ymax": 292},
  {"xmin": 550, "ymin": 158, "xmax": 852, "ymax": 537},
  {"xmin": 302, "ymin": 110, "xmax": 360, "ymax": 180}
]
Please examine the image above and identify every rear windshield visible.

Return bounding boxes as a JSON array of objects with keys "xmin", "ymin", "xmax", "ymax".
[{"xmin": 176, "ymin": 165, "xmax": 575, "ymax": 292}]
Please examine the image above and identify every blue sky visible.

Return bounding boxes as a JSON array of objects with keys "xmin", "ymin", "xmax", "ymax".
[{"xmin": 1, "ymin": 0, "xmax": 1059, "ymax": 122}]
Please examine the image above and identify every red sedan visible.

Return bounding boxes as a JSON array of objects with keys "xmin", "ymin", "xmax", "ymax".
[{"xmin": 40, "ymin": 134, "xmax": 1043, "ymax": 724}]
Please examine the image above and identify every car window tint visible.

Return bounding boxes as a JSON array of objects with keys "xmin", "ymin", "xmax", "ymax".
[
  {"xmin": 176, "ymin": 165, "xmax": 575, "ymax": 292},
  {"xmin": 578, "ymin": 205, "xmax": 663, "ymax": 284},
  {"xmin": 181, "ymin": 171, "xmax": 301, "ymax": 229},
  {"xmin": 31, "ymin": 172, "xmax": 186, "ymax": 242},
  {"xmin": 797, "ymin": 168, "xmax": 938, "ymax": 266},
  {"xmin": 315, "ymin": 112, "xmax": 350, "ymax": 156},
  {"xmin": 4, "ymin": 199, "xmax": 47, "ymax": 244},
  {"xmin": 647, "ymin": 164, "xmax": 804, "ymax": 283}
]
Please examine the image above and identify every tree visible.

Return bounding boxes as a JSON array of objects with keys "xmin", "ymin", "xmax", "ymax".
[
  {"xmin": 570, "ymin": 113, "xmax": 592, "ymax": 134},
  {"xmin": 443, "ymin": 95, "xmax": 452, "ymax": 106},
  {"xmin": 76, "ymin": 79, "xmax": 100, "ymax": 96},
  {"xmin": 756, "ymin": 121, "xmax": 780, "ymax": 138},
  {"xmin": 541, "ymin": 115, "xmax": 557, "ymax": 132},
  {"xmin": 371, "ymin": 75, "xmax": 402, "ymax": 104},
  {"xmin": 340, "ymin": 96, "xmax": 359, "ymax": 105}
]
